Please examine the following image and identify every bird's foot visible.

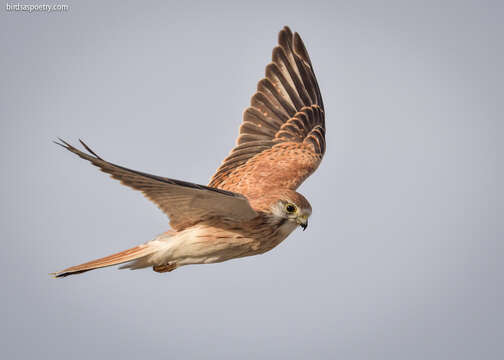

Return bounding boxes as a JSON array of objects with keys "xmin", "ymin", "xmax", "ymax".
[{"xmin": 153, "ymin": 263, "xmax": 177, "ymax": 273}]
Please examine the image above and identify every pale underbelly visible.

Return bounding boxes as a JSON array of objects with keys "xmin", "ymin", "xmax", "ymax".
[{"xmin": 154, "ymin": 222, "xmax": 298, "ymax": 266}]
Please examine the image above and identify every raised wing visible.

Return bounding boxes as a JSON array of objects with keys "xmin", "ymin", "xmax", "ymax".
[
  {"xmin": 209, "ymin": 26, "xmax": 325, "ymax": 196},
  {"xmin": 55, "ymin": 139, "xmax": 258, "ymax": 230}
]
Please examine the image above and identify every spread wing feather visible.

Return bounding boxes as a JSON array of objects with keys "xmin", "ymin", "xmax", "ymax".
[
  {"xmin": 55, "ymin": 139, "xmax": 258, "ymax": 230},
  {"xmin": 209, "ymin": 26, "xmax": 325, "ymax": 193}
]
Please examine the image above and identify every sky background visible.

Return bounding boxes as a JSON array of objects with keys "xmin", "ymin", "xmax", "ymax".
[{"xmin": 1, "ymin": 1, "xmax": 501, "ymax": 359}]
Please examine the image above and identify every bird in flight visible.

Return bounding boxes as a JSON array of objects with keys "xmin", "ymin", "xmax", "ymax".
[{"xmin": 52, "ymin": 26, "xmax": 325, "ymax": 277}]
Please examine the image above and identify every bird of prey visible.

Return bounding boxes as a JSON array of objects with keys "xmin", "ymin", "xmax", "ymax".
[{"xmin": 52, "ymin": 26, "xmax": 325, "ymax": 277}]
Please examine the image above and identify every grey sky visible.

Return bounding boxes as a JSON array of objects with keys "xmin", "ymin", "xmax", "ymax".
[{"xmin": 1, "ymin": 1, "xmax": 501, "ymax": 359}]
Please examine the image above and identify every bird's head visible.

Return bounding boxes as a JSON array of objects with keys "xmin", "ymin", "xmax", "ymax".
[{"xmin": 250, "ymin": 189, "xmax": 312, "ymax": 231}]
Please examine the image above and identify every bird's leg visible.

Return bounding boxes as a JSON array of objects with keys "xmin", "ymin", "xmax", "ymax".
[{"xmin": 153, "ymin": 263, "xmax": 177, "ymax": 273}]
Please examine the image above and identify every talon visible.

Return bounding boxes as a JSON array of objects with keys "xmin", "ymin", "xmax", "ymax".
[{"xmin": 153, "ymin": 263, "xmax": 177, "ymax": 273}]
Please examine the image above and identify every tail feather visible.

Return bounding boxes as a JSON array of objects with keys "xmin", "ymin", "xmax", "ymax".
[{"xmin": 51, "ymin": 244, "xmax": 158, "ymax": 278}]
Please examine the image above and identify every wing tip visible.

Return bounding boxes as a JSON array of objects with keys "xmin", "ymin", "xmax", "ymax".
[
  {"xmin": 53, "ymin": 137, "xmax": 71, "ymax": 149},
  {"xmin": 78, "ymin": 139, "xmax": 103, "ymax": 159},
  {"xmin": 53, "ymin": 137, "xmax": 106, "ymax": 163}
]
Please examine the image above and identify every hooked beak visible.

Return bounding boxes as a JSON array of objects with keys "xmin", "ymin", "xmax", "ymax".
[{"xmin": 297, "ymin": 216, "xmax": 308, "ymax": 231}]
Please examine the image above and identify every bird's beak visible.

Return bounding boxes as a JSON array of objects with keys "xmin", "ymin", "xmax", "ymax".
[{"xmin": 297, "ymin": 215, "xmax": 308, "ymax": 231}]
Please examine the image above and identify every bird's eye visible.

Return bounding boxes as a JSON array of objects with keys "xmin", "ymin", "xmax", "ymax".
[{"xmin": 285, "ymin": 204, "xmax": 297, "ymax": 213}]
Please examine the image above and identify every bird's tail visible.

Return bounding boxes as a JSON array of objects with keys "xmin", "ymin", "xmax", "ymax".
[{"xmin": 51, "ymin": 232, "xmax": 174, "ymax": 278}]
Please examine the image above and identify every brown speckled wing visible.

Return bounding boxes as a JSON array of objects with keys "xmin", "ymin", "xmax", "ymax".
[
  {"xmin": 209, "ymin": 26, "xmax": 325, "ymax": 195},
  {"xmin": 56, "ymin": 139, "xmax": 258, "ymax": 230}
]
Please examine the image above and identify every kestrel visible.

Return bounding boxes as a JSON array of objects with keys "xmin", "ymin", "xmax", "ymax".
[{"xmin": 52, "ymin": 26, "xmax": 325, "ymax": 277}]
